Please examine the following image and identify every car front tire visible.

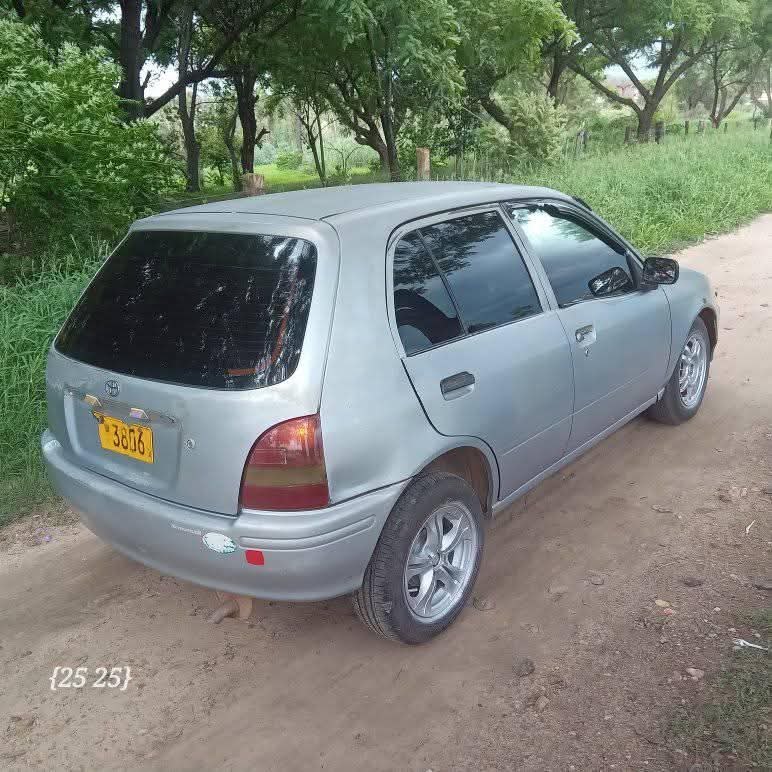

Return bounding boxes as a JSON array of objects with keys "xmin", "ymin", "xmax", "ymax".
[
  {"xmin": 353, "ymin": 472, "xmax": 484, "ymax": 644},
  {"xmin": 648, "ymin": 316, "xmax": 711, "ymax": 425}
]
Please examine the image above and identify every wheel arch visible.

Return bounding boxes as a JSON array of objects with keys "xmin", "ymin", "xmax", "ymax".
[
  {"xmin": 417, "ymin": 443, "xmax": 498, "ymax": 518},
  {"xmin": 698, "ymin": 306, "xmax": 718, "ymax": 358}
]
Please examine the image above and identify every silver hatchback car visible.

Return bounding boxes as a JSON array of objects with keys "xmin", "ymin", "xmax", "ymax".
[{"xmin": 43, "ymin": 182, "xmax": 718, "ymax": 643}]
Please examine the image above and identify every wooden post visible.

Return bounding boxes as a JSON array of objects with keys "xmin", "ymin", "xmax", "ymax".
[
  {"xmin": 241, "ymin": 173, "xmax": 265, "ymax": 196},
  {"xmin": 654, "ymin": 120, "xmax": 665, "ymax": 143},
  {"xmin": 583, "ymin": 130, "xmax": 590, "ymax": 147},
  {"xmin": 697, "ymin": 120, "xmax": 705, "ymax": 134},
  {"xmin": 684, "ymin": 119, "xmax": 689, "ymax": 135},
  {"xmin": 723, "ymin": 122, "xmax": 728, "ymax": 133},
  {"xmin": 624, "ymin": 126, "xmax": 632, "ymax": 144},
  {"xmin": 416, "ymin": 147, "xmax": 430, "ymax": 180}
]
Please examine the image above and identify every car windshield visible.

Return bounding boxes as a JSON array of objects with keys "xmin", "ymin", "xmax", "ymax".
[{"xmin": 55, "ymin": 230, "xmax": 317, "ymax": 390}]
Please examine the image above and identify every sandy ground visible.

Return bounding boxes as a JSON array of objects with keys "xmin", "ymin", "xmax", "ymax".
[{"xmin": 1, "ymin": 216, "xmax": 771, "ymax": 772}]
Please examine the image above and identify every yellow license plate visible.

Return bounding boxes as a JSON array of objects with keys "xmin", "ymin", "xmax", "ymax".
[{"xmin": 95, "ymin": 413, "xmax": 154, "ymax": 464}]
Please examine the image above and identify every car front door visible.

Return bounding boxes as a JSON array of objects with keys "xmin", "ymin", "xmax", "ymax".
[
  {"xmin": 389, "ymin": 208, "xmax": 574, "ymax": 500},
  {"xmin": 504, "ymin": 202, "xmax": 671, "ymax": 454}
]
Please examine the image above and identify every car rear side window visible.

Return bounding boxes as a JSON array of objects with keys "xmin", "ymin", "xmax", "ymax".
[
  {"xmin": 55, "ymin": 230, "xmax": 317, "ymax": 390},
  {"xmin": 419, "ymin": 211, "xmax": 541, "ymax": 334},
  {"xmin": 393, "ymin": 231, "xmax": 464, "ymax": 355}
]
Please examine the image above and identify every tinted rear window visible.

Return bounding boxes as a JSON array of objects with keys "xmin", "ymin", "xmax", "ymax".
[{"xmin": 55, "ymin": 230, "xmax": 317, "ymax": 389}]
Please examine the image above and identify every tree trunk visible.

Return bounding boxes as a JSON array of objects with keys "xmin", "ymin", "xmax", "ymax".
[
  {"xmin": 301, "ymin": 112, "xmax": 326, "ymax": 184},
  {"xmin": 177, "ymin": 4, "xmax": 200, "ymax": 193},
  {"xmin": 636, "ymin": 108, "xmax": 656, "ymax": 141},
  {"xmin": 547, "ymin": 55, "xmax": 565, "ymax": 107},
  {"xmin": 117, "ymin": 0, "xmax": 146, "ymax": 120},
  {"xmin": 374, "ymin": 140, "xmax": 390, "ymax": 173},
  {"xmin": 233, "ymin": 67, "xmax": 258, "ymax": 174},
  {"xmin": 317, "ymin": 114, "xmax": 326, "ymax": 183},
  {"xmin": 179, "ymin": 89, "xmax": 201, "ymax": 192},
  {"xmin": 294, "ymin": 114, "xmax": 304, "ymax": 152},
  {"xmin": 223, "ymin": 108, "xmax": 242, "ymax": 192}
]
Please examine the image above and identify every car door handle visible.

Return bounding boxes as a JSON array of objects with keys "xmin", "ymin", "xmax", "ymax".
[
  {"xmin": 575, "ymin": 324, "xmax": 596, "ymax": 347},
  {"xmin": 440, "ymin": 371, "xmax": 475, "ymax": 400}
]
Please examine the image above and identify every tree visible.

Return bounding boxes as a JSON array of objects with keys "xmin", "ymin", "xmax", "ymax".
[
  {"xmin": 455, "ymin": 0, "xmax": 570, "ymax": 131},
  {"xmin": 750, "ymin": 57, "xmax": 772, "ymax": 116},
  {"xmin": 199, "ymin": 82, "xmax": 242, "ymax": 189},
  {"xmin": 567, "ymin": 0, "xmax": 749, "ymax": 139},
  {"xmin": 176, "ymin": 1, "xmax": 201, "ymax": 191},
  {"xmin": 7, "ymin": 0, "xmax": 300, "ymax": 120},
  {"xmin": 274, "ymin": 0, "xmax": 463, "ymax": 181},
  {"xmin": 704, "ymin": 0, "xmax": 771, "ymax": 126},
  {"xmin": 0, "ymin": 18, "xmax": 174, "ymax": 249},
  {"xmin": 266, "ymin": 89, "xmax": 330, "ymax": 183}
]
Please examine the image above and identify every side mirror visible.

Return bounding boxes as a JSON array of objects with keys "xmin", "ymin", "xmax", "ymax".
[
  {"xmin": 588, "ymin": 266, "xmax": 634, "ymax": 297},
  {"xmin": 642, "ymin": 256, "xmax": 679, "ymax": 285}
]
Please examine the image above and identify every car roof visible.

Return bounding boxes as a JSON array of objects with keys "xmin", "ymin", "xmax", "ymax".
[{"xmin": 144, "ymin": 181, "xmax": 573, "ymax": 225}]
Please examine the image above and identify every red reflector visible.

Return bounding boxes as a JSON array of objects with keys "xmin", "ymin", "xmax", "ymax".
[
  {"xmin": 245, "ymin": 549, "xmax": 264, "ymax": 566},
  {"xmin": 240, "ymin": 414, "xmax": 329, "ymax": 511}
]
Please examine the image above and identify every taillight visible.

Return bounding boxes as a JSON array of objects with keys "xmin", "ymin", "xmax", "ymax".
[{"xmin": 239, "ymin": 414, "xmax": 329, "ymax": 511}]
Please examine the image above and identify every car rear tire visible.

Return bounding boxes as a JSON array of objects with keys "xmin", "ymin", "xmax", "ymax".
[
  {"xmin": 648, "ymin": 316, "xmax": 711, "ymax": 426},
  {"xmin": 352, "ymin": 472, "xmax": 484, "ymax": 644}
]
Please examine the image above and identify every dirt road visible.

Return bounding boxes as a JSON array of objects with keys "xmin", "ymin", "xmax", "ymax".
[{"xmin": 2, "ymin": 216, "xmax": 771, "ymax": 771}]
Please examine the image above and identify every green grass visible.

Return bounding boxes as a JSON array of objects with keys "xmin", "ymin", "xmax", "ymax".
[
  {"xmin": 0, "ymin": 258, "xmax": 103, "ymax": 525},
  {"xmin": 519, "ymin": 128, "xmax": 772, "ymax": 255},
  {"xmin": 667, "ymin": 609, "xmax": 771, "ymax": 768},
  {"xmin": 161, "ymin": 164, "xmax": 385, "ymax": 210},
  {"xmin": 1, "ymin": 130, "xmax": 770, "ymax": 524}
]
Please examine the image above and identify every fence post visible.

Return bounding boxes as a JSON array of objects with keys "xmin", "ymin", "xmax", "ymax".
[
  {"xmin": 723, "ymin": 122, "xmax": 728, "ymax": 133},
  {"xmin": 241, "ymin": 173, "xmax": 265, "ymax": 196},
  {"xmin": 416, "ymin": 147, "xmax": 430, "ymax": 180},
  {"xmin": 624, "ymin": 126, "xmax": 632, "ymax": 144},
  {"xmin": 697, "ymin": 120, "xmax": 705, "ymax": 134},
  {"xmin": 684, "ymin": 120, "xmax": 689, "ymax": 135},
  {"xmin": 654, "ymin": 121, "xmax": 665, "ymax": 143}
]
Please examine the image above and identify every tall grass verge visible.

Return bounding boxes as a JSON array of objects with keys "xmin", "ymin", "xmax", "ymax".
[
  {"xmin": 519, "ymin": 128, "xmax": 772, "ymax": 255},
  {"xmin": 0, "ymin": 250, "xmax": 105, "ymax": 525}
]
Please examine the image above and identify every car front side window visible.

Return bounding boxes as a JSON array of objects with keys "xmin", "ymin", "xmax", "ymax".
[{"xmin": 507, "ymin": 205, "xmax": 635, "ymax": 308}]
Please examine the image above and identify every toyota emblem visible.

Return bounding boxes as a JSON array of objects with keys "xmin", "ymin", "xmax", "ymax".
[{"xmin": 104, "ymin": 380, "xmax": 120, "ymax": 397}]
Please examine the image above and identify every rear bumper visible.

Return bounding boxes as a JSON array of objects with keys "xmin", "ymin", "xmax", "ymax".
[{"xmin": 42, "ymin": 431, "xmax": 404, "ymax": 601}]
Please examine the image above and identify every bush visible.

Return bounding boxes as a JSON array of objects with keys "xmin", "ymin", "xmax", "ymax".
[
  {"xmin": 254, "ymin": 142, "xmax": 278, "ymax": 166},
  {"xmin": 502, "ymin": 91, "xmax": 566, "ymax": 164},
  {"xmin": 275, "ymin": 150, "xmax": 304, "ymax": 170},
  {"xmin": 0, "ymin": 19, "xmax": 175, "ymax": 255}
]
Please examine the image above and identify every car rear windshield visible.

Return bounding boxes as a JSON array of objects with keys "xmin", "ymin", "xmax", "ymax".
[{"xmin": 55, "ymin": 230, "xmax": 317, "ymax": 390}]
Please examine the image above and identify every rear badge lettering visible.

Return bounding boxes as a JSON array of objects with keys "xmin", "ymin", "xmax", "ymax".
[
  {"xmin": 170, "ymin": 522, "xmax": 202, "ymax": 537},
  {"xmin": 202, "ymin": 532, "xmax": 236, "ymax": 555}
]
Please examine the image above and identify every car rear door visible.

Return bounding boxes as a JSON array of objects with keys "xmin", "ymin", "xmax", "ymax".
[
  {"xmin": 390, "ymin": 207, "xmax": 574, "ymax": 500},
  {"xmin": 504, "ymin": 202, "xmax": 671, "ymax": 453}
]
